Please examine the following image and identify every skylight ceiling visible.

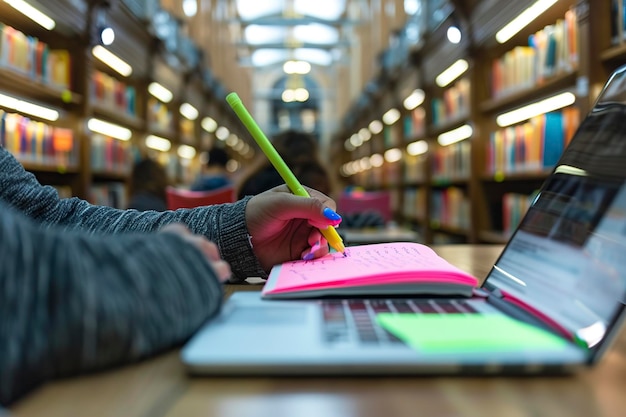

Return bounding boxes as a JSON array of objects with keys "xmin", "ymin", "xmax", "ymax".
[
  {"xmin": 251, "ymin": 48, "xmax": 334, "ymax": 67},
  {"xmin": 236, "ymin": 0, "xmax": 347, "ymax": 68},
  {"xmin": 293, "ymin": 24, "xmax": 339, "ymax": 45},
  {"xmin": 236, "ymin": 0, "xmax": 283, "ymax": 21},
  {"xmin": 293, "ymin": 0, "xmax": 346, "ymax": 20},
  {"xmin": 236, "ymin": 0, "xmax": 346, "ymax": 21},
  {"xmin": 244, "ymin": 24, "xmax": 338, "ymax": 46},
  {"xmin": 244, "ymin": 26, "xmax": 287, "ymax": 46}
]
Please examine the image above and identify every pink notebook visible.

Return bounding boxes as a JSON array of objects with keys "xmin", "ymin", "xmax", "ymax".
[{"xmin": 261, "ymin": 242, "xmax": 479, "ymax": 299}]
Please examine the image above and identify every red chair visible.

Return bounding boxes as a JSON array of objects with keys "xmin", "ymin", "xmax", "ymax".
[
  {"xmin": 165, "ymin": 186, "xmax": 236, "ymax": 210},
  {"xmin": 337, "ymin": 190, "xmax": 392, "ymax": 223}
]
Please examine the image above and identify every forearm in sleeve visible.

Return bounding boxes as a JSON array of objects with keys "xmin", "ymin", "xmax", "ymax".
[
  {"xmin": 0, "ymin": 205, "xmax": 223, "ymax": 406},
  {"xmin": 0, "ymin": 146, "xmax": 265, "ymax": 280}
]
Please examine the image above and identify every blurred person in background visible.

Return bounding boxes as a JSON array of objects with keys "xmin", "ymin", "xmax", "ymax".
[
  {"xmin": 237, "ymin": 129, "xmax": 333, "ymax": 199},
  {"xmin": 190, "ymin": 147, "xmax": 233, "ymax": 192},
  {"xmin": 127, "ymin": 157, "xmax": 169, "ymax": 211}
]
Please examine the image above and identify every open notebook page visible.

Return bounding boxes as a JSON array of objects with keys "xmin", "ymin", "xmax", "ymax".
[{"xmin": 262, "ymin": 242, "xmax": 478, "ymax": 297}]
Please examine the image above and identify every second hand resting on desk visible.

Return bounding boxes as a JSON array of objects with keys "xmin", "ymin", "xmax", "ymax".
[{"xmin": 226, "ymin": 92, "xmax": 346, "ymax": 256}]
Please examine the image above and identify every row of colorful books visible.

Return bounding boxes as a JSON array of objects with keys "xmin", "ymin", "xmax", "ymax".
[
  {"xmin": 355, "ymin": 165, "xmax": 385, "ymax": 188},
  {"xmin": 53, "ymin": 185, "xmax": 73, "ymax": 199},
  {"xmin": 403, "ymin": 107, "xmax": 426, "ymax": 139},
  {"xmin": 486, "ymin": 107, "xmax": 580, "ymax": 175},
  {"xmin": 432, "ymin": 78, "xmax": 470, "ymax": 127},
  {"xmin": 0, "ymin": 110, "xmax": 77, "ymax": 167},
  {"xmin": 91, "ymin": 133, "xmax": 132, "ymax": 174},
  {"xmin": 402, "ymin": 188, "xmax": 427, "ymax": 222},
  {"xmin": 611, "ymin": 0, "xmax": 626, "ymax": 45},
  {"xmin": 0, "ymin": 23, "xmax": 71, "ymax": 89},
  {"xmin": 491, "ymin": 8, "xmax": 578, "ymax": 99},
  {"xmin": 148, "ymin": 97, "xmax": 174, "ymax": 132},
  {"xmin": 503, "ymin": 192, "xmax": 533, "ymax": 235},
  {"xmin": 430, "ymin": 187, "xmax": 470, "ymax": 231},
  {"xmin": 383, "ymin": 125, "xmax": 402, "ymax": 148},
  {"xmin": 91, "ymin": 70, "xmax": 137, "ymax": 116},
  {"xmin": 384, "ymin": 159, "xmax": 403, "ymax": 187},
  {"xmin": 89, "ymin": 183, "xmax": 127, "ymax": 209},
  {"xmin": 432, "ymin": 140, "xmax": 471, "ymax": 182},
  {"xmin": 403, "ymin": 153, "xmax": 427, "ymax": 184}
]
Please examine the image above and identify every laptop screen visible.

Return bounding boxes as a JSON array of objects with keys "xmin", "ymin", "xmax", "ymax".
[{"xmin": 484, "ymin": 66, "xmax": 626, "ymax": 351}]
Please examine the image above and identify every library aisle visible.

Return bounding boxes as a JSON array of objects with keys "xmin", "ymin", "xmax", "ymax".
[{"xmin": 0, "ymin": 0, "xmax": 623, "ymax": 243}]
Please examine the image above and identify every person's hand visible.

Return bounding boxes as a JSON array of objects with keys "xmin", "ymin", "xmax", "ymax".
[
  {"xmin": 160, "ymin": 223, "xmax": 232, "ymax": 282},
  {"xmin": 245, "ymin": 185, "xmax": 342, "ymax": 272}
]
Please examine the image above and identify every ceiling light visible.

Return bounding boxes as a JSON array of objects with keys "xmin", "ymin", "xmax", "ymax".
[
  {"xmin": 382, "ymin": 108, "xmax": 401, "ymax": 125},
  {"xmin": 251, "ymin": 49, "xmax": 288, "ymax": 67},
  {"xmin": 234, "ymin": 140, "xmax": 246, "ymax": 152},
  {"xmin": 403, "ymin": 89, "xmax": 425, "ymax": 110},
  {"xmin": 294, "ymin": 88, "xmax": 309, "ymax": 102},
  {"xmin": 245, "ymin": 25, "xmax": 286, "ymax": 46},
  {"xmin": 496, "ymin": 92, "xmax": 576, "ymax": 127},
  {"xmin": 436, "ymin": 59, "xmax": 468, "ymax": 87},
  {"xmin": 0, "ymin": 92, "xmax": 59, "ymax": 121},
  {"xmin": 447, "ymin": 26, "xmax": 462, "ymax": 44},
  {"xmin": 201, "ymin": 117, "xmax": 218, "ymax": 132},
  {"xmin": 404, "ymin": 0, "xmax": 420, "ymax": 15},
  {"xmin": 283, "ymin": 60, "xmax": 311, "ymax": 75},
  {"xmin": 359, "ymin": 156, "xmax": 372, "ymax": 170},
  {"xmin": 349, "ymin": 133, "xmax": 363, "ymax": 148},
  {"xmin": 179, "ymin": 102, "xmax": 199, "ymax": 120},
  {"xmin": 92, "ymin": 46, "xmax": 132, "ymax": 77},
  {"xmin": 282, "ymin": 89, "xmax": 296, "ymax": 102},
  {"xmin": 226, "ymin": 134, "xmax": 239, "ymax": 147},
  {"xmin": 437, "ymin": 124, "xmax": 473, "ymax": 146},
  {"xmin": 226, "ymin": 159, "xmax": 240, "ymax": 172},
  {"xmin": 145, "ymin": 135, "xmax": 171, "ymax": 152},
  {"xmin": 177, "ymin": 144, "xmax": 196, "ymax": 159},
  {"xmin": 236, "ymin": 1, "xmax": 282, "ymax": 21},
  {"xmin": 496, "ymin": 0, "xmax": 559, "ymax": 43},
  {"xmin": 368, "ymin": 120, "xmax": 383, "ymax": 134},
  {"xmin": 182, "ymin": 0, "xmax": 198, "ymax": 17},
  {"xmin": 358, "ymin": 127, "xmax": 372, "ymax": 142},
  {"xmin": 293, "ymin": 24, "xmax": 339, "ymax": 45},
  {"xmin": 3, "ymin": 0, "xmax": 55, "ymax": 30},
  {"xmin": 215, "ymin": 126, "xmax": 230, "ymax": 141},
  {"xmin": 87, "ymin": 118, "xmax": 131, "ymax": 141},
  {"xmin": 293, "ymin": 48, "xmax": 333, "ymax": 66},
  {"xmin": 344, "ymin": 138, "xmax": 356, "ymax": 151},
  {"xmin": 370, "ymin": 153, "xmax": 384, "ymax": 167},
  {"xmin": 340, "ymin": 163, "xmax": 353, "ymax": 176},
  {"xmin": 407, "ymin": 140, "xmax": 428, "ymax": 155},
  {"xmin": 294, "ymin": 0, "xmax": 345, "ymax": 20},
  {"xmin": 384, "ymin": 148, "xmax": 403, "ymax": 163},
  {"xmin": 99, "ymin": 27, "xmax": 115, "ymax": 46},
  {"xmin": 148, "ymin": 82, "xmax": 173, "ymax": 103}
]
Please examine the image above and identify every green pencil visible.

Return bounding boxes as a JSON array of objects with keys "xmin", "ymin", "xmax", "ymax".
[{"xmin": 226, "ymin": 92, "xmax": 345, "ymax": 254}]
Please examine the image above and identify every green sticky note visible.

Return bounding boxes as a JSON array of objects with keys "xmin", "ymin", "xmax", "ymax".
[{"xmin": 376, "ymin": 314, "xmax": 569, "ymax": 353}]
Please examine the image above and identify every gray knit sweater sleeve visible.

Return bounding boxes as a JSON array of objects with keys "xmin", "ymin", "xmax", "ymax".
[
  {"xmin": 0, "ymin": 146, "xmax": 267, "ymax": 281},
  {"xmin": 0, "ymin": 147, "xmax": 263, "ymax": 405}
]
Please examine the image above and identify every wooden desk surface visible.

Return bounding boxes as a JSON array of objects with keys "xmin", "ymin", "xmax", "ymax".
[{"xmin": 11, "ymin": 245, "xmax": 626, "ymax": 417}]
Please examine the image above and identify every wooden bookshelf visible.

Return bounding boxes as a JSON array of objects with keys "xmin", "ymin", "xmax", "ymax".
[
  {"xmin": 480, "ymin": 71, "xmax": 578, "ymax": 114},
  {"xmin": 337, "ymin": 0, "xmax": 590, "ymax": 245},
  {"xmin": 0, "ymin": 1, "xmax": 249, "ymax": 205}
]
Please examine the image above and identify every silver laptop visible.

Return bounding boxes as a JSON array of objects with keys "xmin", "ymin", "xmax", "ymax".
[{"xmin": 181, "ymin": 66, "xmax": 626, "ymax": 375}]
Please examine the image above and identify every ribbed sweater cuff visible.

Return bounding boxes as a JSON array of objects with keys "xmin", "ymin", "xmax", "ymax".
[{"xmin": 214, "ymin": 197, "xmax": 267, "ymax": 282}]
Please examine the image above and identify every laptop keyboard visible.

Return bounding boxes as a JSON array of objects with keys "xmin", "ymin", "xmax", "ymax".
[{"xmin": 321, "ymin": 299, "xmax": 477, "ymax": 345}]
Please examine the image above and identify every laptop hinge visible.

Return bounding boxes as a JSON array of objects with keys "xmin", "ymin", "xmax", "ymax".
[{"xmin": 486, "ymin": 288, "xmax": 577, "ymax": 343}]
